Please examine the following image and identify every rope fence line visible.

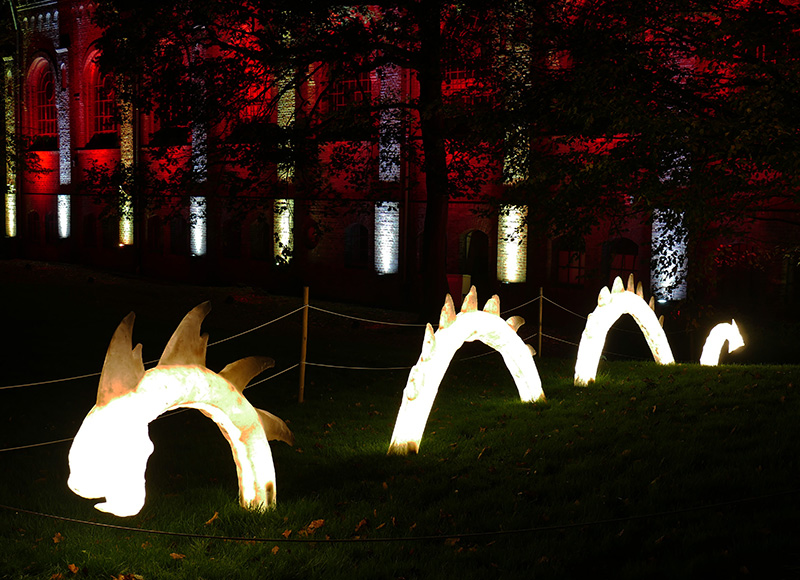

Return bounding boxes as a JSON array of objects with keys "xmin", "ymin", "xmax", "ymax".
[
  {"xmin": 0, "ymin": 364, "xmax": 302, "ymax": 454},
  {"xmin": 307, "ymin": 305, "xmax": 427, "ymax": 328},
  {"xmin": 0, "ymin": 289, "xmax": 683, "ymax": 392},
  {"xmin": 306, "ymin": 362, "xmax": 414, "ymax": 371},
  {"xmin": 542, "ymin": 296, "xmax": 587, "ymax": 321},
  {"xmin": 208, "ymin": 306, "xmax": 307, "ymax": 346},
  {"xmin": 2, "ymin": 488, "xmax": 797, "ymax": 544}
]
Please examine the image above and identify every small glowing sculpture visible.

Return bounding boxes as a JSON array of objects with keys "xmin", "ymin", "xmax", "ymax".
[
  {"xmin": 574, "ymin": 275, "xmax": 674, "ymax": 386},
  {"xmin": 68, "ymin": 302, "xmax": 293, "ymax": 517},
  {"xmin": 699, "ymin": 319, "xmax": 744, "ymax": 366},
  {"xmin": 388, "ymin": 287, "xmax": 544, "ymax": 455}
]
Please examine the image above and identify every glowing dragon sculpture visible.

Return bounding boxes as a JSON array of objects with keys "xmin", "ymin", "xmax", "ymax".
[
  {"xmin": 700, "ymin": 319, "xmax": 744, "ymax": 366},
  {"xmin": 388, "ymin": 287, "xmax": 544, "ymax": 455},
  {"xmin": 68, "ymin": 302, "xmax": 293, "ymax": 517},
  {"xmin": 574, "ymin": 275, "xmax": 674, "ymax": 386}
]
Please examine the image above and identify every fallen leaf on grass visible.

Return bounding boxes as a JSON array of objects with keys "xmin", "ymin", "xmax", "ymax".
[
  {"xmin": 282, "ymin": 529, "xmax": 292, "ymax": 539},
  {"xmin": 298, "ymin": 520, "xmax": 325, "ymax": 537},
  {"xmin": 354, "ymin": 518, "xmax": 369, "ymax": 534},
  {"xmin": 170, "ymin": 553, "xmax": 186, "ymax": 560},
  {"xmin": 49, "ymin": 574, "xmax": 64, "ymax": 580},
  {"xmin": 271, "ymin": 546, "xmax": 280, "ymax": 555},
  {"xmin": 444, "ymin": 538, "xmax": 460, "ymax": 546},
  {"xmin": 52, "ymin": 532, "xmax": 64, "ymax": 544},
  {"xmin": 205, "ymin": 511, "xmax": 220, "ymax": 525},
  {"xmin": 67, "ymin": 564, "xmax": 79, "ymax": 574}
]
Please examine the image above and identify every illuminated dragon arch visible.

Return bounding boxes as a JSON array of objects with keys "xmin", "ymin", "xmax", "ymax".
[
  {"xmin": 574, "ymin": 275, "xmax": 675, "ymax": 386},
  {"xmin": 700, "ymin": 319, "xmax": 744, "ymax": 366},
  {"xmin": 388, "ymin": 286, "xmax": 545, "ymax": 455},
  {"xmin": 68, "ymin": 302, "xmax": 294, "ymax": 517}
]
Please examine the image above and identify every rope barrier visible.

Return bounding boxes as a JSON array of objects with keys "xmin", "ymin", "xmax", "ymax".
[
  {"xmin": 0, "ymin": 306, "xmax": 307, "ymax": 391},
  {"xmin": 541, "ymin": 333, "xmax": 580, "ymax": 347},
  {"xmin": 0, "ymin": 371, "xmax": 101, "ymax": 391},
  {"xmin": 246, "ymin": 364, "xmax": 300, "ymax": 388},
  {"xmin": 2, "ymin": 488, "xmax": 796, "ymax": 544},
  {"xmin": 305, "ymin": 361, "xmax": 413, "ymax": 371},
  {"xmin": 499, "ymin": 295, "xmax": 540, "ymax": 315},
  {"xmin": 542, "ymin": 296, "xmax": 587, "ymax": 321},
  {"xmin": 208, "ymin": 306, "xmax": 307, "ymax": 346},
  {"xmin": 307, "ymin": 305, "xmax": 427, "ymax": 328},
  {"xmin": 0, "ymin": 437, "xmax": 74, "ymax": 452},
  {"xmin": 0, "ymin": 366, "xmax": 300, "ymax": 454}
]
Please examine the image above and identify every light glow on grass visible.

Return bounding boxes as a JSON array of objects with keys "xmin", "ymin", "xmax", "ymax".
[
  {"xmin": 68, "ymin": 302, "xmax": 293, "ymax": 517},
  {"xmin": 700, "ymin": 319, "xmax": 744, "ymax": 366},
  {"xmin": 388, "ymin": 286, "xmax": 544, "ymax": 455},
  {"xmin": 574, "ymin": 275, "xmax": 674, "ymax": 386}
]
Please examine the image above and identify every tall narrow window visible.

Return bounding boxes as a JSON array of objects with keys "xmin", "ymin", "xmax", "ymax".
[
  {"xmin": 92, "ymin": 72, "xmax": 116, "ymax": 135},
  {"xmin": 36, "ymin": 68, "xmax": 56, "ymax": 138}
]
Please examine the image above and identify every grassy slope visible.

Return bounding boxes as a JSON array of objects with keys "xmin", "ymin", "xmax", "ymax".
[{"xmin": 1, "ymin": 260, "xmax": 798, "ymax": 579}]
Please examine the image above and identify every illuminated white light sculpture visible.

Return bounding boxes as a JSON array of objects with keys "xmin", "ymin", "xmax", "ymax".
[
  {"xmin": 375, "ymin": 201, "xmax": 399, "ymax": 274},
  {"xmin": 68, "ymin": 302, "xmax": 293, "ymax": 517},
  {"xmin": 190, "ymin": 196, "xmax": 206, "ymax": 256},
  {"xmin": 497, "ymin": 205, "xmax": 528, "ymax": 283},
  {"xmin": 699, "ymin": 319, "xmax": 744, "ymax": 366},
  {"xmin": 388, "ymin": 287, "xmax": 544, "ymax": 455},
  {"xmin": 574, "ymin": 275, "xmax": 674, "ymax": 386}
]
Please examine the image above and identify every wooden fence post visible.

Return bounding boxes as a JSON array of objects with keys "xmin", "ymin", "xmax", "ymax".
[
  {"xmin": 298, "ymin": 286, "xmax": 309, "ymax": 403},
  {"xmin": 538, "ymin": 286, "xmax": 543, "ymax": 358}
]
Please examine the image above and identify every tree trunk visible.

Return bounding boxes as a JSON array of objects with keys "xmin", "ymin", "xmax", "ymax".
[{"xmin": 417, "ymin": 2, "xmax": 450, "ymax": 321}]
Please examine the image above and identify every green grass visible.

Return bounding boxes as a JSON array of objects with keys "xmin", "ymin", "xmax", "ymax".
[
  {"xmin": 1, "ymin": 260, "xmax": 799, "ymax": 579},
  {"xmin": 2, "ymin": 358, "xmax": 799, "ymax": 579}
]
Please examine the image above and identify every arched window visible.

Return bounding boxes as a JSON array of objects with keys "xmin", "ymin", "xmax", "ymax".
[
  {"xmin": 459, "ymin": 229, "xmax": 490, "ymax": 291},
  {"xmin": 603, "ymin": 237, "xmax": 638, "ymax": 285},
  {"xmin": 28, "ymin": 59, "xmax": 57, "ymax": 145},
  {"xmin": 92, "ymin": 72, "xmax": 116, "ymax": 134},
  {"xmin": 36, "ymin": 68, "xmax": 56, "ymax": 137},
  {"xmin": 344, "ymin": 223, "xmax": 369, "ymax": 268},
  {"xmin": 554, "ymin": 236, "xmax": 586, "ymax": 285}
]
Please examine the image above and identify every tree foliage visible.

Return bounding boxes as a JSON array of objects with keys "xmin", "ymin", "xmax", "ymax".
[{"xmin": 88, "ymin": 0, "xmax": 800, "ymax": 308}]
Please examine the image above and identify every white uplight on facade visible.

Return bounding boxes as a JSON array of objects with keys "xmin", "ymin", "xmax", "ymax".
[
  {"xmin": 388, "ymin": 288, "xmax": 544, "ymax": 455},
  {"xmin": 651, "ymin": 209, "xmax": 688, "ymax": 301},
  {"xmin": 190, "ymin": 196, "xmax": 207, "ymax": 256},
  {"xmin": 57, "ymin": 194, "xmax": 70, "ymax": 238},
  {"xmin": 192, "ymin": 125, "xmax": 207, "ymax": 183},
  {"xmin": 699, "ymin": 319, "xmax": 744, "ymax": 366},
  {"xmin": 119, "ymin": 186, "xmax": 134, "ymax": 246},
  {"xmin": 574, "ymin": 275, "xmax": 675, "ymax": 386},
  {"xmin": 56, "ymin": 49, "xmax": 71, "ymax": 187},
  {"xmin": 118, "ymin": 87, "xmax": 134, "ymax": 246},
  {"xmin": 4, "ymin": 58, "xmax": 16, "ymax": 238},
  {"xmin": 379, "ymin": 64, "xmax": 401, "ymax": 183},
  {"xmin": 68, "ymin": 302, "xmax": 293, "ymax": 517},
  {"xmin": 374, "ymin": 201, "xmax": 399, "ymax": 275},
  {"xmin": 277, "ymin": 78, "xmax": 295, "ymax": 183},
  {"xmin": 5, "ymin": 188, "xmax": 16, "ymax": 238},
  {"xmin": 273, "ymin": 198, "xmax": 294, "ymax": 263},
  {"xmin": 497, "ymin": 204, "xmax": 528, "ymax": 283}
]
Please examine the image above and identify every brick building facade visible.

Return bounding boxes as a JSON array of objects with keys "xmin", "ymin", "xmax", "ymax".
[{"xmin": 3, "ymin": 0, "xmax": 800, "ymax": 324}]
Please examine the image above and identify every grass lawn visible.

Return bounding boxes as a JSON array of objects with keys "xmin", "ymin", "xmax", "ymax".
[{"xmin": 1, "ymin": 260, "xmax": 798, "ymax": 579}]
